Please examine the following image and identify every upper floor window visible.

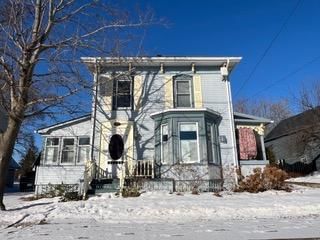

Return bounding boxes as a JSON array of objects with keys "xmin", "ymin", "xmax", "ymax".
[
  {"xmin": 113, "ymin": 77, "xmax": 133, "ymax": 110},
  {"xmin": 174, "ymin": 75, "xmax": 193, "ymax": 108}
]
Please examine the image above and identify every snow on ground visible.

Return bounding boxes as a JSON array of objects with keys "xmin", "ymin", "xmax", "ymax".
[
  {"xmin": 1, "ymin": 186, "xmax": 320, "ymax": 228},
  {"xmin": 287, "ymin": 171, "xmax": 320, "ymax": 183},
  {"xmin": 1, "ymin": 187, "xmax": 320, "ymax": 239}
]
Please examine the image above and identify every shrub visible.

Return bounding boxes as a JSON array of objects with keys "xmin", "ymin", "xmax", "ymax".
[
  {"xmin": 121, "ymin": 186, "xmax": 141, "ymax": 198},
  {"xmin": 235, "ymin": 165, "xmax": 291, "ymax": 193}
]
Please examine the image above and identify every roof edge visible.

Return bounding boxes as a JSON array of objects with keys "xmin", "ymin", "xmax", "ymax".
[{"xmin": 36, "ymin": 114, "xmax": 91, "ymax": 134}]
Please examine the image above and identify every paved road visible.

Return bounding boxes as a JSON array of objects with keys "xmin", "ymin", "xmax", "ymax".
[{"xmin": 1, "ymin": 216, "xmax": 320, "ymax": 240}]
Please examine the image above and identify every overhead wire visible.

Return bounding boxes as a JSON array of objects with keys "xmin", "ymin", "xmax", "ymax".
[{"xmin": 234, "ymin": 0, "xmax": 303, "ymax": 97}]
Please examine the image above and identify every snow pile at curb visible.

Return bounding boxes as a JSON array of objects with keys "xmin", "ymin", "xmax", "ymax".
[
  {"xmin": 1, "ymin": 187, "xmax": 320, "ymax": 227},
  {"xmin": 287, "ymin": 171, "xmax": 320, "ymax": 184}
]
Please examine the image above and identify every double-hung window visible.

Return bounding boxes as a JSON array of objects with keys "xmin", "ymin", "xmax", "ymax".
[
  {"xmin": 61, "ymin": 138, "xmax": 75, "ymax": 164},
  {"xmin": 78, "ymin": 137, "xmax": 90, "ymax": 164},
  {"xmin": 179, "ymin": 123, "xmax": 199, "ymax": 163},
  {"xmin": 113, "ymin": 77, "xmax": 132, "ymax": 109},
  {"xmin": 174, "ymin": 75, "xmax": 193, "ymax": 108},
  {"xmin": 45, "ymin": 138, "xmax": 59, "ymax": 164}
]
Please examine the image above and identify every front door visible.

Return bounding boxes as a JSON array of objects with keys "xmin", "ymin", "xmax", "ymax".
[{"xmin": 100, "ymin": 120, "xmax": 134, "ymax": 178}]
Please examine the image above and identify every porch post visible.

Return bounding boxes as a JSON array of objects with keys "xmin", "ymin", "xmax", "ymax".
[{"xmin": 260, "ymin": 134, "xmax": 267, "ymax": 161}]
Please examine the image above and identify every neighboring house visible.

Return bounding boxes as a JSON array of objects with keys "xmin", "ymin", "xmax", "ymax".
[
  {"xmin": 265, "ymin": 107, "xmax": 320, "ymax": 171},
  {"xmin": 35, "ymin": 56, "xmax": 271, "ymax": 194}
]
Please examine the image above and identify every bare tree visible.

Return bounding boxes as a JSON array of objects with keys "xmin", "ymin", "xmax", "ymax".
[
  {"xmin": 234, "ymin": 98, "xmax": 292, "ymax": 133},
  {"xmin": 295, "ymin": 81, "xmax": 320, "ymax": 164},
  {"xmin": 0, "ymin": 0, "xmax": 159, "ymax": 210}
]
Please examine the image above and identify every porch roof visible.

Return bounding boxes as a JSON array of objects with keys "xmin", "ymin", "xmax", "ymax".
[
  {"xmin": 36, "ymin": 114, "xmax": 91, "ymax": 135},
  {"xmin": 234, "ymin": 112, "xmax": 273, "ymax": 125}
]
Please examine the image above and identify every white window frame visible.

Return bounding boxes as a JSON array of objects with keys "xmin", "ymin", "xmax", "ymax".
[
  {"xmin": 44, "ymin": 137, "xmax": 60, "ymax": 165},
  {"xmin": 174, "ymin": 79, "xmax": 193, "ymax": 108},
  {"xmin": 160, "ymin": 123, "xmax": 169, "ymax": 164},
  {"xmin": 77, "ymin": 136, "xmax": 90, "ymax": 165},
  {"xmin": 178, "ymin": 122, "xmax": 200, "ymax": 163},
  {"xmin": 114, "ymin": 78, "xmax": 133, "ymax": 110},
  {"xmin": 60, "ymin": 138, "xmax": 76, "ymax": 165}
]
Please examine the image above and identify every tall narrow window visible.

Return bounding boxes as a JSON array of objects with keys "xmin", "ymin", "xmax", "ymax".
[
  {"xmin": 45, "ymin": 138, "xmax": 59, "ymax": 165},
  {"xmin": 113, "ymin": 78, "xmax": 132, "ymax": 109},
  {"xmin": 161, "ymin": 124, "xmax": 169, "ymax": 164},
  {"xmin": 78, "ymin": 137, "xmax": 90, "ymax": 164},
  {"xmin": 179, "ymin": 123, "xmax": 199, "ymax": 163},
  {"xmin": 174, "ymin": 75, "xmax": 193, "ymax": 108},
  {"xmin": 61, "ymin": 138, "xmax": 75, "ymax": 164},
  {"xmin": 212, "ymin": 125, "xmax": 221, "ymax": 165}
]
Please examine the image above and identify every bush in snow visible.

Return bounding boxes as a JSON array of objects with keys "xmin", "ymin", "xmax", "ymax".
[{"xmin": 235, "ymin": 165, "xmax": 291, "ymax": 193}]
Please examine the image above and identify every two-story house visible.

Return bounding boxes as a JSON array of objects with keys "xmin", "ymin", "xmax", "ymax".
[{"xmin": 35, "ymin": 57, "xmax": 271, "ymax": 194}]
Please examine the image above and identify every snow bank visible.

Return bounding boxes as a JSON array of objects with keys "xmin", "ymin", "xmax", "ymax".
[
  {"xmin": 1, "ymin": 187, "xmax": 320, "ymax": 227},
  {"xmin": 287, "ymin": 171, "xmax": 320, "ymax": 183}
]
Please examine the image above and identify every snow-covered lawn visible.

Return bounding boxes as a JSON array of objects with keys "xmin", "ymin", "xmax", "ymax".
[{"xmin": 1, "ymin": 187, "xmax": 320, "ymax": 239}]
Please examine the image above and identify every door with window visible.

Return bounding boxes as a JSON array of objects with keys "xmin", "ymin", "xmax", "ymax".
[{"xmin": 101, "ymin": 121, "xmax": 134, "ymax": 178}]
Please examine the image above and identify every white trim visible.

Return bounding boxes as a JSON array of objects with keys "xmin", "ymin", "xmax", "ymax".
[
  {"xmin": 178, "ymin": 122, "xmax": 200, "ymax": 164},
  {"xmin": 81, "ymin": 57, "xmax": 242, "ymax": 68},
  {"xmin": 150, "ymin": 108, "xmax": 220, "ymax": 118},
  {"xmin": 174, "ymin": 78, "xmax": 193, "ymax": 108},
  {"xmin": 60, "ymin": 138, "xmax": 76, "ymax": 165},
  {"xmin": 36, "ymin": 115, "xmax": 91, "ymax": 134}
]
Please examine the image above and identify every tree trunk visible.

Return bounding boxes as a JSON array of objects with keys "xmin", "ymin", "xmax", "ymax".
[{"xmin": 0, "ymin": 117, "xmax": 22, "ymax": 210}]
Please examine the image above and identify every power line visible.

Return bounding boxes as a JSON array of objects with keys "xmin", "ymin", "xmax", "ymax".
[
  {"xmin": 234, "ymin": 0, "xmax": 303, "ymax": 97},
  {"xmin": 249, "ymin": 54, "xmax": 320, "ymax": 99}
]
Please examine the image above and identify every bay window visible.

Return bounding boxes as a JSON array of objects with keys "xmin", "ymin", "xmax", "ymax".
[{"xmin": 179, "ymin": 123, "xmax": 199, "ymax": 163}]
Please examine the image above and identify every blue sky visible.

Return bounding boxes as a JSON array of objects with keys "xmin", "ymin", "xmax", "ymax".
[{"xmin": 137, "ymin": 0, "xmax": 320, "ymax": 108}]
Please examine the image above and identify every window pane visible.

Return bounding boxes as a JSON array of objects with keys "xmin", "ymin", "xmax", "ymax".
[
  {"xmin": 180, "ymin": 140, "xmax": 198, "ymax": 163},
  {"xmin": 117, "ymin": 95, "xmax": 131, "ymax": 107},
  {"xmin": 45, "ymin": 147, "xmax": 58, "ymax": 164},
  {"xmin": 47, "ymin": 138, "xmax": 59, "ymax": 146},
  {"xmin": 78, "ymin": 146, "xmax": 90, "ymax": 163},
  {"xmin": 61, "ymin": 151, "xmax": 74, "ymax": 163},
  {"xmin": 118, "ymin": 80, "xmax": 131, "ymax": 94},
  {"xmin": 176, "ymin": 81, "xmax": 190, "ymax": 94},
  {"xmin": 177, "ymin": 94, "xmax": 191, "ymax": 107},
  {"xmin": 179, "ymin": 123, "xmax": 198, "ymax": 163},
  {"xmin": 63, "ymin": 138, "xmax": 74, "ymax": 147},
  {"xmin": 79, "ymin": 137, "xmax": 90, "ymax": 145},
  {"xmin": 61, "ymin": 138, "xmax": 75, "ymax": 163},
  {"xmin": 161, "ymin": 124, "xmax": 169, "ymax": 164}
]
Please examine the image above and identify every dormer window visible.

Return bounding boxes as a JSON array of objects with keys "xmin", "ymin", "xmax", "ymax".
[
  {"xmin": 113, "ymin": 77, "xmax": 133, "ymax": 110},
  {"xmin": 174, "ymin": 75, "xmax": 193, "ymax": 108}
]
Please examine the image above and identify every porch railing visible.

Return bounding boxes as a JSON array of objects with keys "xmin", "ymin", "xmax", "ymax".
[{"xmin": 126, "ymin": 159, "xmax": 154, "ymax": 178}]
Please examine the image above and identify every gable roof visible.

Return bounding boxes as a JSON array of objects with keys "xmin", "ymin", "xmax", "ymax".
[
  {"xmin": 36, "ymin": 114, "xmax": 91, "ymax": 135},
  {"xmin": 234, "ymin": 112, "xmax": 273, "ymax": 124},
  {"xmin": 265, "ymin": 107, "xmax": 320, "ymax": 142}
]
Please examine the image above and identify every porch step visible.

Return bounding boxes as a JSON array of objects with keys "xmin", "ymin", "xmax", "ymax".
[{"xmin": 91, "ymin": 178, "xmax": 120, "ymax": 194}]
